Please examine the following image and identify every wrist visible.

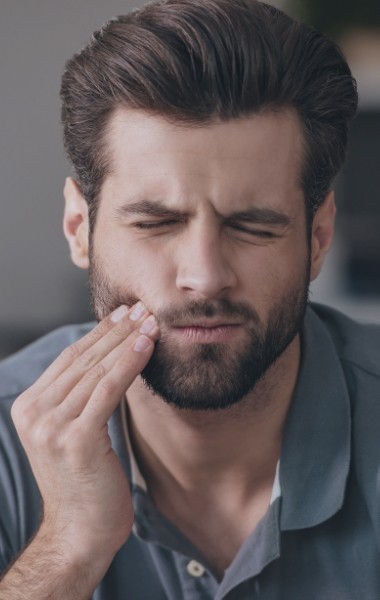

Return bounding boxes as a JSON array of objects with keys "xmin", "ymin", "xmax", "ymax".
[{"xmin": 35, "ymin": 522, "xmax": 119, "ymax": 581}]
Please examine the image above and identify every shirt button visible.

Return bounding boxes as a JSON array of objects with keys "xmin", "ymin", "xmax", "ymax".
[{"xmin": 187, "ymin": 560, "xmax": 205, "ymax": 578}]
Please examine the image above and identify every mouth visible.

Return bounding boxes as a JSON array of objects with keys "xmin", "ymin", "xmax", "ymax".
[{"xmin": 171, "ymin": 322, "xmax": 242, "ymax": 343}]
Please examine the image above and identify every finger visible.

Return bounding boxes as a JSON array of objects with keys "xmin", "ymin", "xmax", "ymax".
[
  {"xmin": 25, "ymin": 306, "xmax": 132, "ymax": 395},
  {"xmin": 82, "ymin": 331, "xmax": 156, "ymax": 425},
  {"xmin": 46, "ymin": 312, "xmax": 159, "ymax": 419},
  {"xmin": 30, "ymin": 303, "xmax": 150, "ymax": 401},
  {"xmin": 33, "ymin": 308, "xmax": 158, "ymax": 414},
  {"xmin": 57, "ymin": 326, "xmax": 156, "ymax": 423}
]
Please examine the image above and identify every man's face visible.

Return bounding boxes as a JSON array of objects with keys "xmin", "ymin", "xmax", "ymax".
[{"xmin": 88, "ymin": 109, "xmax": 311, "ymax": 410}]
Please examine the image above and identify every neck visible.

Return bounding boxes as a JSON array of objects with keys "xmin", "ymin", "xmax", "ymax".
[{"xmin": 126, "ymin": 334, "xmax": 301, "ymax": 498}]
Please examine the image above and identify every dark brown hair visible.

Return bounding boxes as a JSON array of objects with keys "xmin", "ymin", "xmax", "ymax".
[{"xmin": 60, "ymin": 0, "xmax": 358, "ymax": 229}]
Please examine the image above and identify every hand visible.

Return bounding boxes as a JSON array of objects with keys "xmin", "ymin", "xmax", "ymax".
[{"xmin": 11, "ymin": 302, "xmax": 159, "ymax": 563}]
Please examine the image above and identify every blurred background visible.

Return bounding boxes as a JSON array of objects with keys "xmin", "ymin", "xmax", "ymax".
[{"xmin": 1, "ymin": 0, "xmax": 379, "ymax": 358}]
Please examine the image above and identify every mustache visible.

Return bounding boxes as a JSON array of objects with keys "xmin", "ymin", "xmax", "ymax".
[
  {"xmin": 158, "ymin": 298, "xmax": 259, "ymax": 326},
  {"xmin": 108, "ymin": 293, "xmax": 259, "ymax": 326}
]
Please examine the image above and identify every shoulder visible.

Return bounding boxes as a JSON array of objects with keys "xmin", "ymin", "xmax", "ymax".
[
  {"xmin": 309, "ymin": 304, "xmax": 380, "ymax": 531},
  {"xmin": 309, "ymin": 302, "xmax": 380, "ymax": 381},
  {"xmin": 308, "ymin": 304, "xmax": 380, "ymax": 454},
  {"xmin": 0, "ymin": 322, "xmax": 95, "ymax": 400}
]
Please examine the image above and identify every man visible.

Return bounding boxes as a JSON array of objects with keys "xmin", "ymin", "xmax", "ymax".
[{"xmin": 1, "ymin": 0, "xmax": 378, "ymax": 598}]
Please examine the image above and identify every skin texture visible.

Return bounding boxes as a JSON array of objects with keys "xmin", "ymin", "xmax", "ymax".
[
  {"xmin": 87, "ymin": 109, "xmax": 313, "ymax": 414},
  {"xmin": 1, "ymin": 108, "xmax": 336, "ymax": 594},
  {"xmin": 89, "ymin": 249, "xmax": 310, "ymax": 411},
  {"xmin": 2, "ymin": 304, "xmax": 159, "ymax": 597}
]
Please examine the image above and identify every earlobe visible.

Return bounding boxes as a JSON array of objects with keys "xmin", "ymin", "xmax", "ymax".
[
  {"xmin": 63, "ymin": 177, "xmax": 90, "ymax": 269},
  {"xmin": 310, "ymin": 191, "xmax": 336, "ymax": 281}
]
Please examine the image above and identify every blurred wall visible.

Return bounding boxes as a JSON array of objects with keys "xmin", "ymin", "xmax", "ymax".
[
  {"xmin": 0, "ymin": 0, "xmax": 379, "ymax": 358},
  {"xmin": 0, "ymin": 0, "xmax": 147, "ymax": 356}
]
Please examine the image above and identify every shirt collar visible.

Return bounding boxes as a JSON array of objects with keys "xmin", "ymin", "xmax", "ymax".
[
  {"xmin": 279, "ymin": 305, "xmax": 351, "ymax": 530},
  {"xmin": 120, "ymin": 399, "xmax": 148, "ymax": 491}
]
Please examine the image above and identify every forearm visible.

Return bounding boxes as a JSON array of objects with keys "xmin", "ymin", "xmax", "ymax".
[{"xmin": 0, "ymin": 528, "xmax": 114, "ymax": 600}]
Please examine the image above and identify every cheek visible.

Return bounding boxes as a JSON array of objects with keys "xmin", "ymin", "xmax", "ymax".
[
  {"xmin": 244, "ymin": 243, "xmax": 307, "ymax": 279},
  {"xmin": 241, "ymin": 241, "xmax": 309, "ymax": 301},
  {"xmin": 103, "ymin": 240, "xmax": 174, "ymax": 307}
]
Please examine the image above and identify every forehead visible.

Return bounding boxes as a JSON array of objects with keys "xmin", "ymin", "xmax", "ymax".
[{"xmin": 101, "ymin": 107, "xmax": 304, "ymax": 212}]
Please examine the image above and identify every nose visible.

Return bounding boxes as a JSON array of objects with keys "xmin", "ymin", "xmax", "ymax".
[{"xmin": 175, "ymin": 223, "xmax": 238, "ymax": 299}]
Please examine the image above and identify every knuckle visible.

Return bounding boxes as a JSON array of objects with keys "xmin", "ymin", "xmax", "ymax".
[
  {"xmin": 85, "ymin": 324, "xmax": 106, "ymax": 345},
  {"xmin": 10, "ymin": 396, "xmax": 22, "ymax": 424},
  {"xmin": 41, "ymin": 380, "xmax": 61, "ymax": 404},
  {"xmin": 87, "ymin": 316, "xmax": 117, "ymax": 343},
  {"xmin": 96, "ymin": 375, "xmax": 117, "ymax": 396},
  {"xmin": 86, "ymin": 362, "xmax": 107, "ymax": 383},
  {"xmin": 11, "ymin": 393, "xmax": 35, "ymax": 431},
  {"xmin": 13, "ymin": 406, "xmax": 60, "ymax": 452},
  {"xmin": 110, "ymin": 323, "xmax": 131, "ymax": 340},
  {"xmin": 12, "ymin": 410, "xmax": 29, "ymax": 436},
  {"xmin": 33, "ymin": 416, "xmax": 59, "ymax": 449},
  {"xmin": 59, "ymin": 343, "xmax": 81, "ymax": 364},
  {"xmin": 76, "ymin": 350, "xmax": 99, "ymax": 372}
]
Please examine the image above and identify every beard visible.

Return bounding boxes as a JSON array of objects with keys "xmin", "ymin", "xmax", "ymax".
[{"xmin": 89, "ymin": 255, "xmax": 310, "ymax": 412}]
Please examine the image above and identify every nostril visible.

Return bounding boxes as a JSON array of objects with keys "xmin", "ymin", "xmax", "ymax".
[{"xmin": 176, "ymin": 264, "xmax": 237, "ymax": 298}]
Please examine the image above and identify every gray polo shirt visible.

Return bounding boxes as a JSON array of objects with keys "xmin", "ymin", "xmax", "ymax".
[{"xmin": 1, "ymin": 303, "xmax": 380, "ymax": 599}]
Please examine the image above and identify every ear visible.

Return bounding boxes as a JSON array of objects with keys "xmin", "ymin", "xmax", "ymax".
[
  {"xmin": 310, "ymin": 191, "xmax": 336, "ymax": 282},
  {"xmin": 63, "ymin": 177, "xmax": 90, "ymax": 269}
]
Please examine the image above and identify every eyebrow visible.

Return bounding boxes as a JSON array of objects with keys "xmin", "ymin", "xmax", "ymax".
[
  {"xmin": 114, "ymin": 199, "xmax": 292, "ymax": 227},
  {"xmin": 114, "ymin": 199, "xmax": 186, "ymax": 221},
  {"xmin": 227, "ymin": 207, "xmax": 292, "ymax": 227}
]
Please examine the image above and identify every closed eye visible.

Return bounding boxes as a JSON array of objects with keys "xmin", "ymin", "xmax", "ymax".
[{"xmin": 227, "ymin": 223, "xmax": 277, "ymax": 238}]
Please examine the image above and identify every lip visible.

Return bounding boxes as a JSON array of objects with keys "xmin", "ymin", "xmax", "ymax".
[
  {"xmin": 173, "ymin": 319, "xmax": 241, "ymax": 328},
  {"xmin": 171, "ymin": 323, "xmax": 242, "ymax": 343}
]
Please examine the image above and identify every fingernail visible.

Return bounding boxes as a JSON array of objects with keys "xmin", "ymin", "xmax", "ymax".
[
  {"xmin": 139, "ymin": 315, "xmax": 157, "ymax": 334},
  {"xmin": 110, "ymin": 305, "xmax": 128, "ymax": 323},
  {"xmin": 133, "ymin": 335, "xmax": 152, "ymax": 352},
  {"xmin": 129, "ymin": 301, "xmax": 146, "ymax": 321}
]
